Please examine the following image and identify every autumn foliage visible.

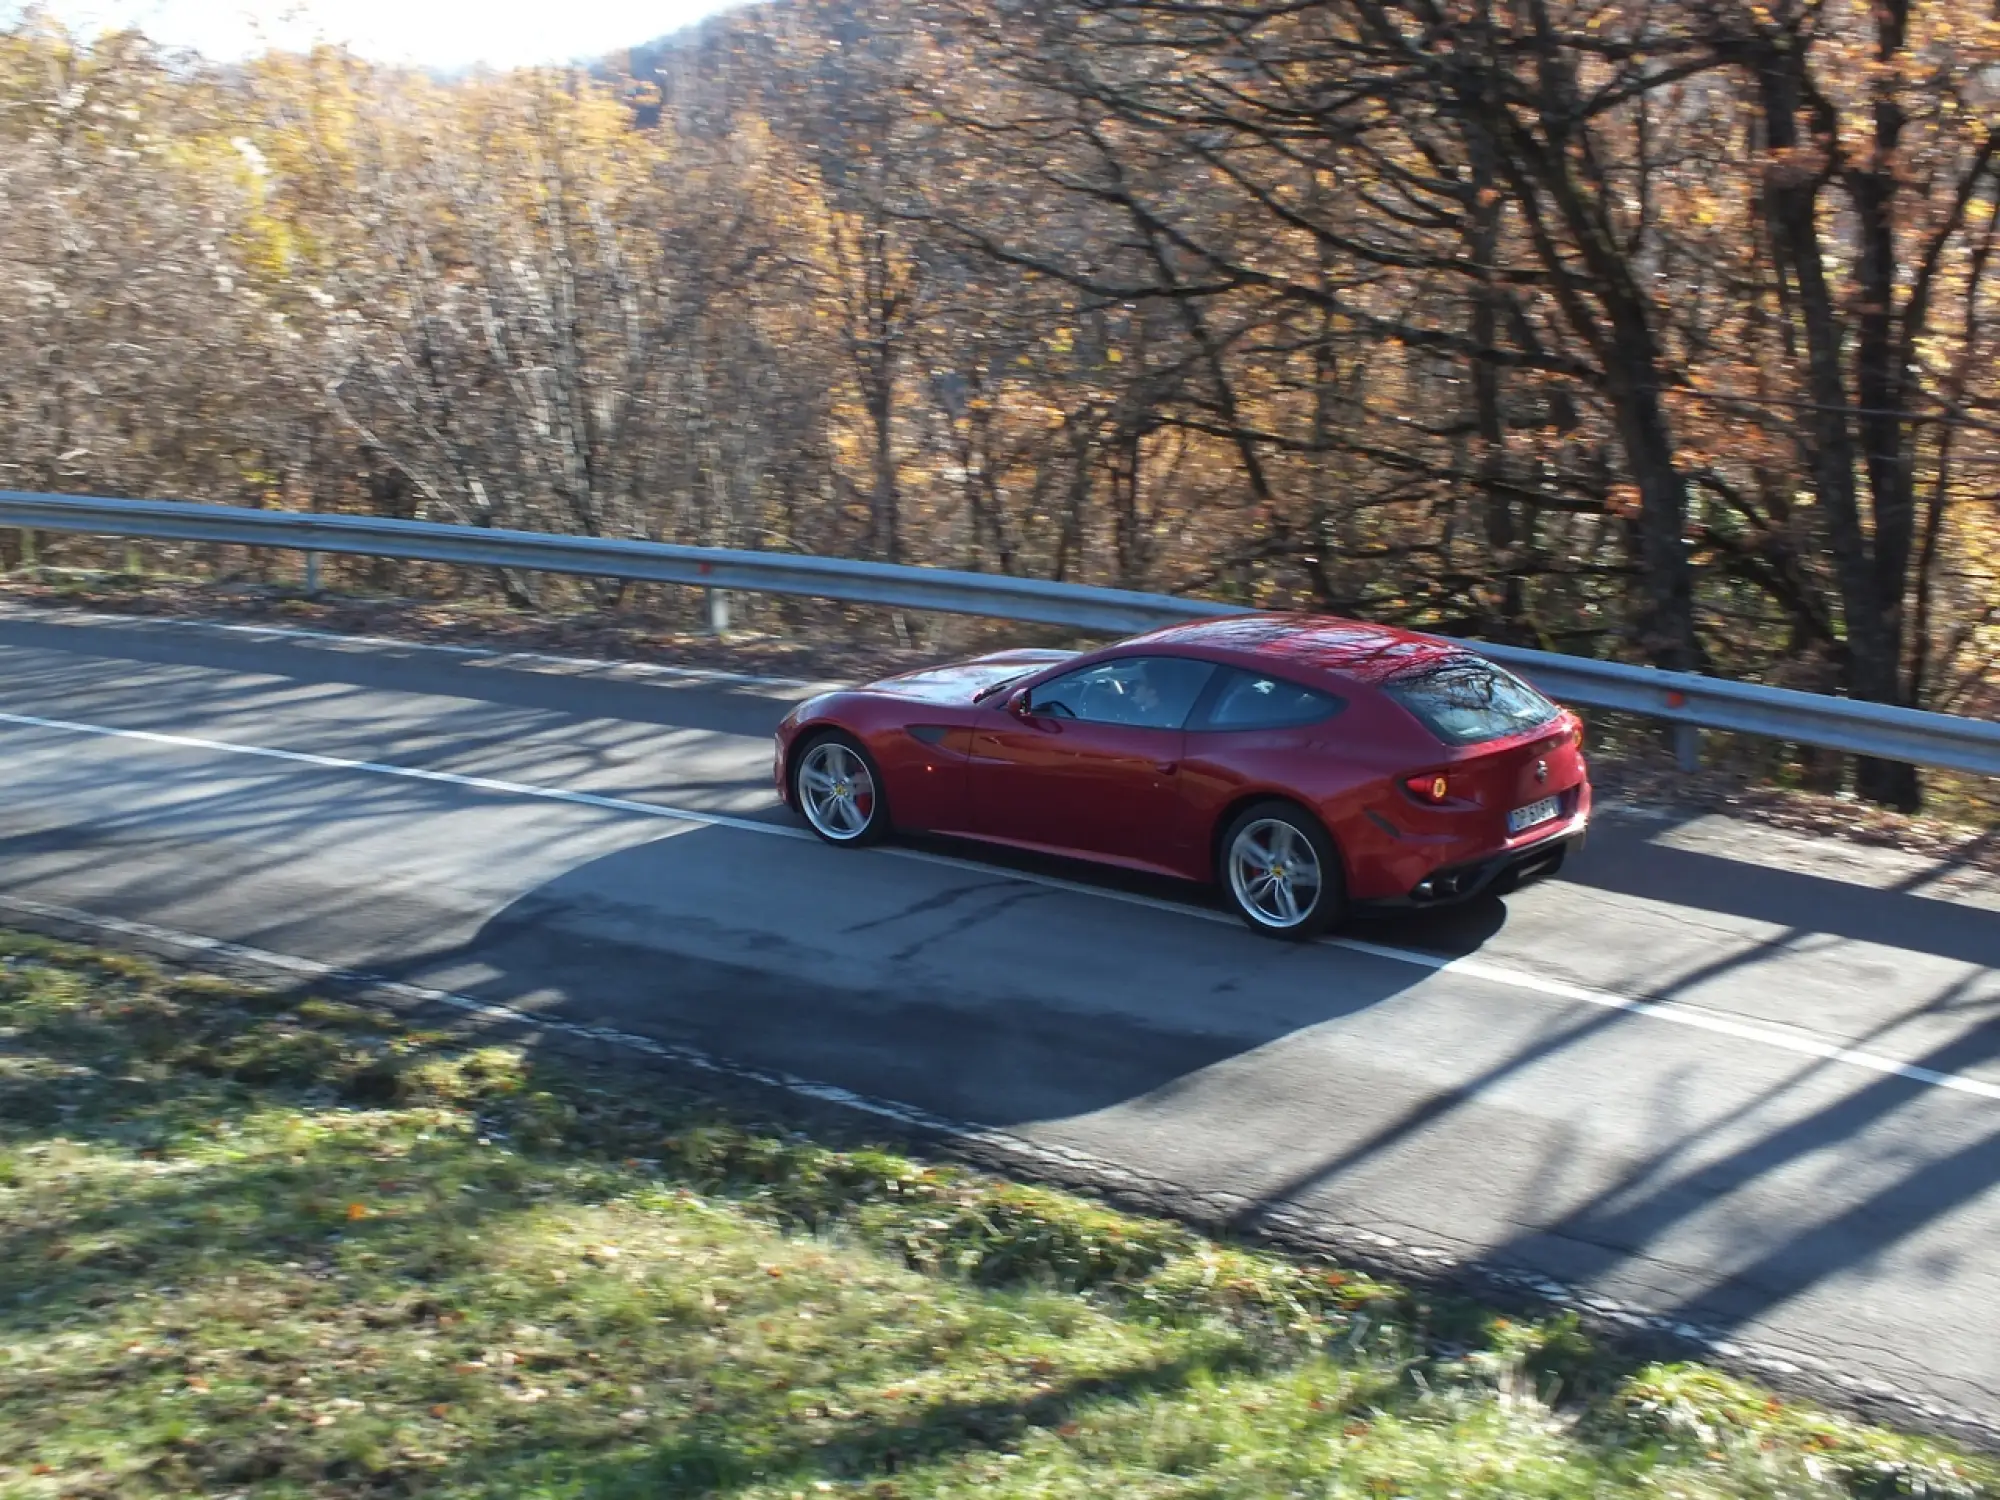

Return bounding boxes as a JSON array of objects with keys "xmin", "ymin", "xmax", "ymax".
[{"xmin": 0, "ymin": 0, "xmax": 1995, "ymax": 807}]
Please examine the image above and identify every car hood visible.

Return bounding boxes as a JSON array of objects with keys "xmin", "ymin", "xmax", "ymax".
[{"xmin": 866, "ymin": 648, "xmax": 1076, "ymax": 705}]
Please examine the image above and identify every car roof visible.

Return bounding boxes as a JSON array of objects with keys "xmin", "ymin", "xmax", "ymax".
[{"xmin": 1123, "ymin": 612, "xmax": 1471, "ymax": 687}]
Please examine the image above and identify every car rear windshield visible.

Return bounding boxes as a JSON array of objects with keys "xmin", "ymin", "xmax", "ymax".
[{"xmin": 1383, "ymin": 656, "xmax": 1559, "ymax": 746}]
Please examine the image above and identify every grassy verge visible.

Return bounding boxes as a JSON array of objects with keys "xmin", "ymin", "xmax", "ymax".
[{"xmin": 0, "ymin": 930, "xmax": 1992, "ymax": 1499}]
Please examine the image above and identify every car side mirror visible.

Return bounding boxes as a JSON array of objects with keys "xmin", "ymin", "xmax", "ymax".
[{"xmin": 1008, "ymin": 690, "xmax": 1035, "ymax": 718}]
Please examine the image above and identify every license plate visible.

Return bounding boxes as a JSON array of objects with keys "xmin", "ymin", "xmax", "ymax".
[{"xmin": 1507, "ymin": 796, "xmax": 1560, "ymax": 835}]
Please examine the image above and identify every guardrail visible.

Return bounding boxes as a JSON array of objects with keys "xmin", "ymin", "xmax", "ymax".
[{"xmin": 4, "ymin": 489, "xmax": 1997, "ymax": 779}]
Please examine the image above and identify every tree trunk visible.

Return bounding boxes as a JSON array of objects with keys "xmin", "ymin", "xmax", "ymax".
[{"xmin": 1753, "ymin": 46, "xmax": 1917, "ymax": 809}]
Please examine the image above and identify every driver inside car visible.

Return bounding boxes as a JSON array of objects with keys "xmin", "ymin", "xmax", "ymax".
[
  {"xmin": 1094, "ymin": 662, "xmax": 1162, "ymax": 725},
  {"xmin": 1120, "ymin": 666, "xmax": 1163, "ymax": 724}
]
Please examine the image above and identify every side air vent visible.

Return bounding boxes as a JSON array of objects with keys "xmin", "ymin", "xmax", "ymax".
[{"xmin": 907, "ymin": 725, "xmax": 949, "ymax": 745}]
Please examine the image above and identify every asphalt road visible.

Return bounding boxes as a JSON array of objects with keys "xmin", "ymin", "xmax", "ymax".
[{"xmin": 1, "ymin": 604, "xmax": 1996, "ymax": 1431}]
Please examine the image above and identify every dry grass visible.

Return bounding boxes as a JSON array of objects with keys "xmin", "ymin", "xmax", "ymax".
[{"xmin": 1, "ymin": 931, "xmax": 1993, "ymax": 1498}]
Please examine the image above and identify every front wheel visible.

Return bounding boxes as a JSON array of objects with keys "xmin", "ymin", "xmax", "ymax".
[
  {"xmin": 792, "ymin": 731, "xmax": 891, "ymax": 846},
  {"xmin": 1218, "ymin": 801, "xmax": 1345, "ymax": 940}
]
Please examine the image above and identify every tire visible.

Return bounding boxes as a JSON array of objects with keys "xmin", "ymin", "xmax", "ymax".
[
  {"xmin": 1217, "ymin": 800, "xmax": 1345, "ymax": 940},
  {"xmin": 790, "ymin": 730, "xmax": 892, "ymax": 847}
]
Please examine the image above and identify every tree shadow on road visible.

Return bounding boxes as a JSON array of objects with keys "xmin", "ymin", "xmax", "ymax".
[{"xmin": 1214, "ymin": 821, "xmax": 2000, "ymax": 1420}]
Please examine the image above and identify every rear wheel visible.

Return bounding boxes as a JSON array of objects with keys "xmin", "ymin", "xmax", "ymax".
[
  {"xmin": 792, "ymin": 732, "xmax": 891, "ymax": 846},
  {"xmin": 1218, "ymin": 801, "xmax": 1345, "ymax": 940}
]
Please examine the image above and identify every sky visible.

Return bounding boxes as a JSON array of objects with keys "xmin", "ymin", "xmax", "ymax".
[{"xmin": 5, "ymin": 0, "xmax": 739, "ymax": 69}]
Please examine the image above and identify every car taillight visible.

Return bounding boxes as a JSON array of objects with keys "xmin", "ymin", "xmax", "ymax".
[
  {"xmin": 1405, "ymin": 773, "xmax": 1451, "ymax": 804},
  {"xmin": 1570, "ymin": 719, "xmax": 1585, "ymax": 749}
]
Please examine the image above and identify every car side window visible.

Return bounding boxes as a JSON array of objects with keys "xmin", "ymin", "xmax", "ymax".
[
  {"xmin": 1027, "ymin": 655, "xmax": 1215, "ymax": 730},
  {"xmin": 1196, "ymin": 667, "xmax": 1343, "ymax": 731}
]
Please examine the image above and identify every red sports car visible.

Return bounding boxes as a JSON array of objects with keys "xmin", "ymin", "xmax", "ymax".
[{"xmin": 773, "ymin": 613, "xmax": 1590, "ymax": 938}]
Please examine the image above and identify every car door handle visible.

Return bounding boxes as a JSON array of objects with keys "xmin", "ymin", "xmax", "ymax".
[{"xmin": 1154, "ymin": 760, "xmax": 1178, "ymax": 774}]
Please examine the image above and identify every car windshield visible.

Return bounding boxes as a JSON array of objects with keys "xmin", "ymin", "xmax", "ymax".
[{"xmin": 1383, "ymin": 656, "xmax": 1558, "ymax": 746}]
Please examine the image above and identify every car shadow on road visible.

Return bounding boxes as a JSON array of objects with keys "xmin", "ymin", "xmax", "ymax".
[{"xmin": 343, "ymin": 822, "xmax": 1508, "ymax": 1131}]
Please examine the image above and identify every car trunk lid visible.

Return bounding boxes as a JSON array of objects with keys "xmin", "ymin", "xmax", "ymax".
[{"xmin": 1436, "ymin": 721, "xmax": 1584, "ymax": 838}]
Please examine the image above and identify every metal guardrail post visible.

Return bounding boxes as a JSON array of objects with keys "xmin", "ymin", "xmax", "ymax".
[
  {"xmin": 1674, "ymin": 724, "xmax": 1702, "ymax": 773},
  {"xmin": 304, "ymin": 551, "xmax": 320, "ymax": 595},
  {"xmin": 705, "ymin": 587, "xmax": 729, "ymax": 636}
]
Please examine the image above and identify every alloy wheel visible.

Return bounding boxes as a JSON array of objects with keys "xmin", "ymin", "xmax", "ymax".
[
  {"xmin": 797, "ymin": 739, "xmax": 879, "ymax": 842},
  {"xmin": 1227, "ymin": 816, "xmax": 1324, "ymax": 930}
]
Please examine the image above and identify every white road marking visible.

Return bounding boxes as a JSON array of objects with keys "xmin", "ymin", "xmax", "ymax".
[
  {"xmin": 1332, "ymin": 937, "xmax": 2000, "ymax": 1103},
  {"xmin": 1, "ymin": 705, "xmax": 1997, "ymax": 1104},
  {"xmin": 0, "ymin": 707, "xmax": 810, "ymax": 838}
]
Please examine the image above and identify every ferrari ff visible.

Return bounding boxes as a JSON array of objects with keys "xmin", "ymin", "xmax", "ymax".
[{"xmin": 773, "ymin": 613, "xmax": 1590, "ymax": 938}]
